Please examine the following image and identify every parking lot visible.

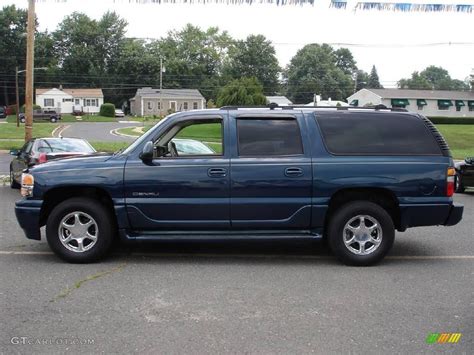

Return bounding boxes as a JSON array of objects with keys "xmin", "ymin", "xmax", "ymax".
[{"xmin": 0, "ymin": 185, "xmax": 472, "ymax": 353}]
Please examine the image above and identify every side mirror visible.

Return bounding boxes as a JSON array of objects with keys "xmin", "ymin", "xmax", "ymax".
[
  {"xmin": 10, "ymin": 149, "xmax": 19, "ymax": 156},
  {"xmin": 139, "ymin": 141, "xmax": 154, "ymax": 161}
]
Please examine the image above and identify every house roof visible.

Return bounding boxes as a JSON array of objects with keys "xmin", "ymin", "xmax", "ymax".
[
  {"xmin": 266, "ymin": 96, "xmax": 293, "ymax": 105},
  {"xmin": 134, "ymin": 88, "xmax": 205, "ymax": 100},
  {"xmin": 363, "ymin": 88, "xmax": 474, "ymax": 100},
  {"xmin": 36, "ymin": 88, "xmax": 104, "ymax": 98}
]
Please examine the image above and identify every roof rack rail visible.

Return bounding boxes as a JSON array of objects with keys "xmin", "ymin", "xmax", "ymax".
[{"xmin": 219, "ymin": 104, "xmax": 408, "ymax": 112}]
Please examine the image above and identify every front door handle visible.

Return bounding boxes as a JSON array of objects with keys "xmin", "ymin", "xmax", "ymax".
[
  {"xmin": 208, "ymin": 168, "xmax": 227, "ymax": 177},
  {"xmin": 285, "ymin": 167, "xmax": 303, "ymax": 177}
]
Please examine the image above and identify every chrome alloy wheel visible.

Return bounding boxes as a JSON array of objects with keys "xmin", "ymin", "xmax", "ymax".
[
  {"xmin": 343, "ymin": 215, "xmax": 383, "ymax": 256},
  {"xmin": 58, "ymin": 212, "xmax": 98, "ymax": 253}
]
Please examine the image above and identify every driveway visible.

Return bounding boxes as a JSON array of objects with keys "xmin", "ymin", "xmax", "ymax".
[
  {"xmin": 56, "ymin": 122, "xmax": 142, "ymax": 142},
  {"xmin": 1, "ymin": 186, "xmax": 473, "ymax": 353}
]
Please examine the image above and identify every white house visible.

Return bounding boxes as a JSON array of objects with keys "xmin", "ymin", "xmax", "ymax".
[
  {"xmin": 130, "ymin": 88, "xmax": 205, "ymax": 116},
  {"xmin": 36, "ymin": 88, "xmax": 104, "ymax": 114},
  {"xmin": 266, "ymin": 96, "xmax": 293, "ymax": 106},
  {"xmin": 347, "ymin": 88, "xmax": 474, "ymax": 118}
]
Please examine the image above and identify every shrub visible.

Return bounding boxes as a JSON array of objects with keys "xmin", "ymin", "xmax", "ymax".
[
  {"xmin": 428, "ymin": 116, "xmax": 474, "ymax": 125},
  {"xmin": 100, "ymin": 103, "xmax": 115, "ymax": 117},
  {"xmin": 20, "ymin": 104, "xmax": 41, "ymax": 113}
]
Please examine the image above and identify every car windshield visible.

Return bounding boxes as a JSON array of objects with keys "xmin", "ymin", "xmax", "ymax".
[
  {"xmin": 172, "ymin": 139, "xmax": 215, "ymax": 155},
  {"xmin": 36, "ymin": 139, "xmax": 96, "ymax": 153}
]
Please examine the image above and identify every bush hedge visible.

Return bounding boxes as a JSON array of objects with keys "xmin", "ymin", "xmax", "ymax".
[
  {"xmin": 20, "ymin": 104, "xmax": 41, "ymax": 113},
  {"xmin": 100, "ymin": 103, "xmax": 115, "ymax": 117},
  {"xmin": 428, "ymin": 116, "xmax": 474, "ymax": 125}
]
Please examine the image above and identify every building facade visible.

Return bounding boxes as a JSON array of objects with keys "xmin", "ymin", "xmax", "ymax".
[
  {"xmin": 36, "ymin": 88, "xmax": 104, "ymax": 114},
  {"xmin": 130, "ymin": 88, "xmax": 205, "ymax": 116},
  {"xmin": 347, "ymin": 88, "xmax": 474, "ymax": 117}
]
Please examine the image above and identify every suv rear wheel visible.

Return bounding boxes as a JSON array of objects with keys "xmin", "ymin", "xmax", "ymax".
[
  {"xmin": 328, "ymin": 201, "xmax": 395, "ymax": 266},
  {"xmin": 46, "ymin": 197, "xmax": 114, "ymax": 263},
  {"xmin": 50, "ymin": 116, "xmax": 57, "ymax": 123}
]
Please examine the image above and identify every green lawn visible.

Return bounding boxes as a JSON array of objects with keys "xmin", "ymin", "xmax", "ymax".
[
  {"xmin": 0, "ymin": 122, "xmax": 57, "ymax": 139},
  {"xmin": 437, "ymin": 124, "xmax": 474, "ymax": 159},
  {"xmin": 6, "ymin": 114, "xmax": 118, "ymax": 123}
]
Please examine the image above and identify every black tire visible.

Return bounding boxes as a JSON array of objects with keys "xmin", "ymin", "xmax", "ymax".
[
  {"xmin": 455, "ymin": 173, "xmax": 465, "ymax": 193},
  {"xmin": 327, "ymin": 201, "xmax": 395, "ymax": 266},
  {"xmin": 10, "ymin": 168, "xmax": 20, "ymax": 189},
  {"xmin": 20, "ymin": 117, "xmax": 25, "ymax": 123},
  {"xmin": 50, "ymin": 117, "xmax": 57, "ymax": 123},
  {"xmin": 46, "ymin": 197, "xmax": 115, "ymax": 263}
]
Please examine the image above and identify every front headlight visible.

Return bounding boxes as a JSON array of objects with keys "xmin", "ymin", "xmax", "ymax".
[{"xmin": 21, "ymin": 173, "xmax": 34, "ymax": 197}]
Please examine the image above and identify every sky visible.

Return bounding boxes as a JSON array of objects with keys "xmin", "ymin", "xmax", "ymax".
[{"xmin": 5, "ymin": 0, "xmax": 474, "ymax": 89}]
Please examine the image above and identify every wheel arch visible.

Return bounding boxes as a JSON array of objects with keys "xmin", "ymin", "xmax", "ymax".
[
  {"xmin": 325, "ymin": 187, "xmax": 401, "ymax": 231},
  {"xmin": 39, "ymin": 186, "xmax": 116, "ymax": 227}
]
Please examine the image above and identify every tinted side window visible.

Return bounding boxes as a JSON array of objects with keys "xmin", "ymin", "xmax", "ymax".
[
  {"xmin": 317, "ymin": 113, "xmax": 442, "ymax": 155},
  {"xmin": 237, "ymin": 118, "xmax": 303, "ymax": 156}
]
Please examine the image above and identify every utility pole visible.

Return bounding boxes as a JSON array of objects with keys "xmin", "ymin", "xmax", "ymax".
[
  {"xmin": 159, "ymin": 57, "xmax": 163, "ymax": 117},
  {"xmin": 15, "ymin": 66, "xmax": 20, "ymax": 127},
  {"xmin": 24, "ymin": 0, "xmax": 35, "ymax": 142}
]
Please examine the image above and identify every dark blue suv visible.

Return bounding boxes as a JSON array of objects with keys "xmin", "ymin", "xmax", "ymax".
[{"xmin": 15, "ymin": 107, "xmax": 463, "ymax": 265}]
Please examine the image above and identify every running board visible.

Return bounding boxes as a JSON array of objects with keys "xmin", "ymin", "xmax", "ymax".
[{"xmin": 119, "ymin": 229, "xmax": 323, "ymax": 242}]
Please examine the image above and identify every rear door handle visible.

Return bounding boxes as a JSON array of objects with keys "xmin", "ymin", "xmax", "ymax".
[
  {"xmin": 285, "ymin": 167, "xmax": 303, "ymax": 177},
  {"xmin": 208, "ymin": 168, "xmax": 227, "ymax": 177}
]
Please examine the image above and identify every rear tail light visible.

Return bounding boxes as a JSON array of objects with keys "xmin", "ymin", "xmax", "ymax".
[
  {"xmin": 38, "ymin": 153, "xmax": 47, "ymax": 164},
  {"xmin": 447, "ymin": 167, "xmax": 455, "ymax": 197}
]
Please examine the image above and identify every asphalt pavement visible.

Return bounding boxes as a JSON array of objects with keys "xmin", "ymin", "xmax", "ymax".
[
  {"xmin": 57, "ymin": 122, "xmax": 141, "ymax": 142},
  {"xmin": 0, "ymin": 186, "xmax": 473, "ymax": 353}
]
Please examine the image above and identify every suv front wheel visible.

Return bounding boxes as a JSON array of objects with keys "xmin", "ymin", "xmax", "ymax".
[
  {"xmin": 46, "ymin": 197, "xmax": 114, "ymax": 263},
  {"xmin": 328, "ymin": 201, "xmax": 395, "ymax": 266}
]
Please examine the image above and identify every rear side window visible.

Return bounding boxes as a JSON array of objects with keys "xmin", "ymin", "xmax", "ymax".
[
  {"xmin": 316, "ymin": 113, "xmax": 442, "ymax": 155},
  {"xmin": 237, "ymin": 118, "xmax": 303, "ymax": 156}
]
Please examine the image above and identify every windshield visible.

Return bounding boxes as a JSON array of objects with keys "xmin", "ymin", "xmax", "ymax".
[{"xmin": 36, "ymin": 139, "xmax": 96, "ymax": 153}]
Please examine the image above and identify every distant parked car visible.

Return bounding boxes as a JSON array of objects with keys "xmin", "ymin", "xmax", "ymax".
[
  {"xmin": 115, "ymin": 109, "xmax": 125, "ymax": 118},
  {"xmin": 10, "ymin": 137, "xmax": 96, "ymax": 189},
  {"xmin": 0, "ymin": 106, "xmax": 6, "ymax": 119},
  {"xmin": 455, "ymin": 157, "xmax": 474, "ymax": 193},
  {"xmin": 19, "ymin": 109, "xmax": 61, "ymax": 123},
  {"xmin": 171, "ymin": 138, "xmax": 215, "ymax": 155}
]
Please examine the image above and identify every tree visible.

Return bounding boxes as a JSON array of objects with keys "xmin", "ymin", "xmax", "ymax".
[
  {"xmin": 224, "ymin": 34, "xmax": 280, "ymax": 95},
  {"xmin": 285, "ymin": 44, "xmax": 353, "ymax": 103},
  {"xmin": 368, "ymin": 65, "xmax": 383, "ymax": 89},
  {"xmin": 398, "ymin": 71, "xmax": 432, "ymax": 90},
  {"xmin": 398, "ymin": 66, "xmax": 469, "ymax": 91},
  {"xmin": 0, "ymin": 5, "xmax": 28, "ymax": 105},
  {"xmin": 354, "ymin": 70, "xmax": 369, "ymax": 91},
  {"xmin": 53, "ymin": 12, "xmax": 127, "ymax": 86},
  {"xmin": 334, "ymin": 48, "xmax": 357, "ymax": 76},
  {"xmin": 152, "ymin": 24, "xmax": 235, "ymax": 100},
  {"xmin": 216, "ymin": 77, "xmax": 266, "ymax": 107}
]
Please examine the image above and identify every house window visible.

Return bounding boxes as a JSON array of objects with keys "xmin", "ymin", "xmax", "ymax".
[
  {"xmin": 183, "ymin": 102, "xmax": 188, "ymax": 110},
  {"xmin": 417, "ymin": 99, "xmax": 427, "ymax": 111},
  {"xmin": 169, "ymin": 101, "xmax": 177, "ymax": 112},
  {"xmin": 157, "ymin": 102, "xmax": 161, "ymax": 110},
  {"xmin": 147, "ymin": 101, "xmax": 153, "ymax": 110},
  {"xmin": 438, "ymin": 100, "xmax": 453, "ymax": 111},
  {"xmin": 44, "ymin": 98, "xmax": 54, "ymax": 107},
  {"xmin": 85, "ymin": 99, "xmax": 98, "ymax": 107},
  {"xmin": 469, "ymin": 101, "xmax": 474, "ymax": 112},
  {"xmin": 62, "ymin": 98, "xmax": 73, "ymax": 103},
  {"xmin": 75, "ymin": 99, "xmax": 80, "ymax": 105},
  {"xmin": 455, "ymin": 100, "xmax": 465, "ymax": 112},
  {"xmin": 193, "ymin": 102, "xmax": 198, "ymax": 110}
]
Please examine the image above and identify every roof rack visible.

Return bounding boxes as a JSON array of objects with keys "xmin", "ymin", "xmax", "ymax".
[{"xmin": 219, "ymin": 104, "xmax": 408, "ymax": 112}]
